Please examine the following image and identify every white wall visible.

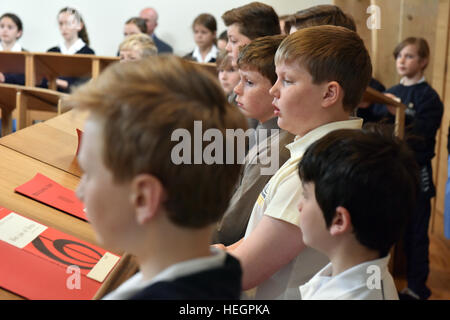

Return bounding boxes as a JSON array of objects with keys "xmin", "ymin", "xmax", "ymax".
[{"xmin": 0, "ymin": 0, "xmax": 332, "ymax": 57}]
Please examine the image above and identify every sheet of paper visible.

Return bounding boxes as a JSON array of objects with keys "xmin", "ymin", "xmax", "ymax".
[{"xmin": 0, "ymin": 213, "xmax": 47, "ymax": 249}]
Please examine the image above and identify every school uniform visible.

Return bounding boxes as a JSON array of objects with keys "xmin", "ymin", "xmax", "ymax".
[
  {"xmin": 43, "ymin": 39, "xmax": 95, "ymax": 92},
  {"xmin": 184, "ymin": 44, "xmax": 218, "ymax": 63},
  {"xmin": 243, "ymin": 118, "xmax": 363, "ymax": 300},
  {"xmin": 371, "ymin": 77, "xmax": 444, "ymax": 299},
  {"xmin": 0, "ymin": 42, "xmax": 26, "ymax": 85},
  {"xmin": 299, "ymin": 255, "xmax": 399, "ymax": 300},
  {"xmin": 356, "ymin": 77, "xmax": 386, "ymax": 123},
  {"xmin": 102, "ymin": 249, "xmax": 241, "ymax": 300},
  {"xmin": 152, "ymin": 34, "xmax": 173, "ymax": 54},
  {"xmin": 213, "ymin": 117, "xmax": 294, "ymax": 245}
]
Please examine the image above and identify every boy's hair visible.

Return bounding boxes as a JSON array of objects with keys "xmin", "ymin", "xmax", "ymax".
[
  {"xmin": 125, "ymin": 17, "xmax": 148, "ymax": 34},
  {"xmin": 193, "ymin": 13, "xmax": 217, "ymax": 33},
  {"xmin": 275, "ymin": 25, "xmax": 372, "ymax": 113},
  {"xmin": 222, "ymin": 2, "xmax": 281, "ymax": 40},
  {"xmin": 237, "ymin": 35, "xmax": 286, "ymax": 85},
  {"xmin": 0, "ymin": 13, "xmax": 23, "ymax": 35},
  {"xmin": 393, "ymin": 37, "xmax": 430, "ymax": 70},
  {"xmin": 68, "ymin": 56, "xmax": 247, "ymax": 228},
  {"xmin": 298, "ymin": 125, "xmax": 420, "ymax": 257},
  {"xmin": 216, "ymin": 50, "xmax": 233, "ymax": 71},
  {"xmin": 119, "ymin": 33, "xmax": 158, "ymax": 57},
  {"xmin": 58, "ymin": 7, "xmax": 90, "ymax": 46},
  {"xmin": 287, "ymin": 5, "xmax": 356, "ymax": 34}
]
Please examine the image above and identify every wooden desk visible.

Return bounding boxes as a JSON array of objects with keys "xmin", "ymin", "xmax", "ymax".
[
  {"xmin": 0, "ymin": 122, "xmax": 81, "ymax": 177},
  {"xmin": 44, "ymin": 109, "xmax": 88, "ymax": 136},
  {"xmin": 0, "ymin": 84, "xmax": 68, "ymax": 135},
  {"xmin": 0, "ymin": 84, "xmax": 21, "ymax": 135},
  {"xmin": 0, "ymin": 117, "xmax": 137, "ymax": 299},
  {"xmin": 0, "ymin": 51, "xmax": 119, "ymax": 88}
]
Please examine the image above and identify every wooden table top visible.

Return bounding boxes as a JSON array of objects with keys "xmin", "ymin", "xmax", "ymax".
[{"xmin": 0, "ymin": 111, "xmax": 137, "ymax": 299}]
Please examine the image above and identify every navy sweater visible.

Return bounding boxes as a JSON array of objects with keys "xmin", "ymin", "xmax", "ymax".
[{"xmin": 130, "ymin": 253, "xmax": 242, "ymax": 300}]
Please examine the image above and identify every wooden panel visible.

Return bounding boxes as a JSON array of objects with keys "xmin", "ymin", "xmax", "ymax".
[{"xmin": 333, "ymin": 0, "xmax": 372, "ymax": 59}]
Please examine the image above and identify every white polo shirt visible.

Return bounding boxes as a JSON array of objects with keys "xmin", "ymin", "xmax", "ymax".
[
  {"xmin": 299, "ymin": 255, "xmax": 399, "ymax": 300},
  {"xmin": 244, "ymin": 118, "xmax": 363, "ymax": 300}
]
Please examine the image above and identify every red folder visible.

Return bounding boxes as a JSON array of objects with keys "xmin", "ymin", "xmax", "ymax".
[
  {"xmin": 0, "ymin": 207, "xmax": 121, "ymax": 300},
  {"xmin": 15, "ymin": 173, "xmax": 86, "ymax": 221}
]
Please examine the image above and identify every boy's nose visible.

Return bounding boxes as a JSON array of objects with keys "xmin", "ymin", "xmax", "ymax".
[
  {"xmin": 234, "ymin": 80, "xmax": 243, "ymax": 96},
  {"xmin": 269, "ymin": 81, "xmax": 280, "ymax": 98}
]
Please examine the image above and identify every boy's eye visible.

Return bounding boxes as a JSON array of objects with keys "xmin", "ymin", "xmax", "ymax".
[{"xmin": 245, "ymin": 80, "xmax": 254, "ymax": 86}]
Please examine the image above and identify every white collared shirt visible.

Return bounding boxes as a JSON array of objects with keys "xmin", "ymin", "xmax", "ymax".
[
  {"xmin": 300, "ymin": 255, "xmax": 399, "ymax": 300},
  {"xmin": 400, "ymin": 76, "xmax": 426, "ymax": 86},
  {"xmin": 59, "ymin": 38, "xmax": 85, "ymax": 55},
  {"xmin": 102, "ymin": 248, "xmax": 227, "ymax": 300},
  {"xmin": 244, "ymin": 118, "xmax": 363, "ymax": 300},
  {"xmin": 192, "ymin": 44, "xmax": 218, "ymax": 63},
  {"xmin": 0, "ymin": 42, "xmax": 22, "ymax": 52}
]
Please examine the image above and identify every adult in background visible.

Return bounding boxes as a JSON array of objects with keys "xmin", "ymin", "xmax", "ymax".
[{"xmin": 139, "ymin": 7, "xmax": 173, "ymax": 54}]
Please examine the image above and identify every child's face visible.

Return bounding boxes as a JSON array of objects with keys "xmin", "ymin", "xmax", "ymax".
[
  {"xmin": 234, "ymin": 67, "xmax": 274, "ymax": 123},
  {"xmin": 76, "ymin": 118, "xmax": 136, "ymax": 251},
  {"xmin": 396, "ymin": 44, "xmax": 427, "ymax": 79},
  {"xmin": 270, "ymin": 61, "xmax": 327, "ymax": 137},
  {"xmin": 124, "ymin": 23, "xmax": 142, "ymax": 37},
  {"xmin": 218, "ymin": 65, "xmax": 240, "ymax": 96},
  {"xmin": 297, "ymin": 182, "xmax": 330, "ymax": 251},
  {"xmin": 225, "ymin": 24, "xmax": 251, "ymax": 66},
  {"xmin": 0, "ymin": 17, "xmax": 21, "ymax": 44},
  {"xmin": 119, "ymin": 48, "xmax": 143, "ymax": 63},
  {"xmin": 58, "ymin": 12, "xmax": 82, "ymax": 43},
  {"xmin": 193, "ymin": 24, "xmax": 216, "ymax": 50}
]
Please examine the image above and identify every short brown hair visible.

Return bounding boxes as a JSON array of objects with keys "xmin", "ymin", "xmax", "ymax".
[
  {"xmin": 288, "ymin": 5, "xmax": 356, "ymax": 33},
  {"xmin": 119, "ymin": 33, "xmax": 158, "ymax": 57},
  {"xmin": 192, "ymin": 13, "xmax": 217, "ymax": 33},
  {"xmin": 275, "ymin": 25, "xmax": 372, "ymax": 112},
  {"xmin": 222, "ymin": 2, "xmax": 280, "ymax": 40},
  {"xmin": 216, "ymin": 50, "xmax": 233, "ymax": 71},
  {"xmin": 68, "ymin": 56, "xmax": 247, "ymax": 228},
  {"xmin": 237, "ymin": 35, "xmax": 286, "ymax": 85},
  {"xmin": 393, "ymin": 37, "xmax": 430, "ymax": 70},
  {"xmin": 125, "ymin": 17, "xmax": 148, "ymax": 33}
]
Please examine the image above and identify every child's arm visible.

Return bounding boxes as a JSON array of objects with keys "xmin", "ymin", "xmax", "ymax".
[{"xmin": 227, "ymin": 215, "xmax": 305, "ymax": 290}]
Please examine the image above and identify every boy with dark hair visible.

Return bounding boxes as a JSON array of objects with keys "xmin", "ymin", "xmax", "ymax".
[
  {"xmin": 212, "ymin": 35, "xmax": 294, "ymax": 245},
  {"xmin": 297, "ymin": 127, "xmax": 420, "ymax": 299},
  {"xmin": 69, "ymin": 56, "xmax": 247, "ymax": 299},
  {"xmin": 216, "ymin": 25, "xmax": 372, "ymax": 299}
]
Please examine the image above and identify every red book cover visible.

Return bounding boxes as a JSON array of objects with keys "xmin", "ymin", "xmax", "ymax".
[
  {"xmin": 0, "ymin": 207, "xmax": 121, "ymax": 300},
  {"xmin": 15, "ymin": 173, "xmax": 87, "ymax": 221}
]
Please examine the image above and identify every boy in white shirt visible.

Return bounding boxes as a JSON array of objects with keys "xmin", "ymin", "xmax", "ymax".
[
  {"xmin": 215, "ymin": 25, "xmax": 373, "ymax": 299},
  {"xmin": 297, "ymin": 127, "xmax": 420, "ymax": 299}
]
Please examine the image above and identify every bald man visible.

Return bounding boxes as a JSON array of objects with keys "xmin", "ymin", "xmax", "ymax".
[{"xmin": 139, "ymin": 7, "xmax": 173, "ymax": 54}]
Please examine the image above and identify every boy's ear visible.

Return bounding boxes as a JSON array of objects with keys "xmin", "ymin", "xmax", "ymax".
[
  {"xmin": 329, "ymin": 206, "xmax": 352, "ymax": 236},
  {"xmin": 130, "ymin": 174, "xmax": 166, "ymax": 225},
  {"xmin": 419, "ymin": 57, "xmax": 429, "ymax": 71},
  {"xmin": 322, "ymin": 81, "xmax": 342, "ymax": 108}
]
